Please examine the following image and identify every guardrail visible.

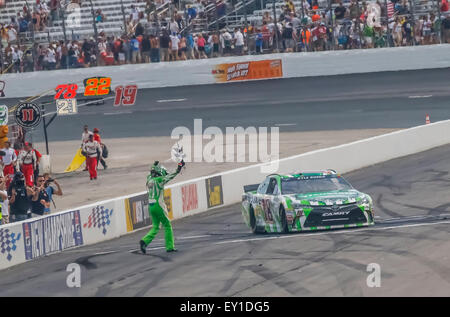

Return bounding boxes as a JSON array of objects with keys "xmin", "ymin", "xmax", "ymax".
[
  {"xmin": 1, "ymin": 44, "xmax": 449, "ymax": 99},
  {"xmin": 2, "ymin": 118, "xmax": 450, "ymax": 270}
]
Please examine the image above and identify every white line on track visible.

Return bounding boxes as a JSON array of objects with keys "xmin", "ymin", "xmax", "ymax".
[
  {"xmin": 408, "ymin": 95, "xmax": 433, "ymax": 99},
  {"xmin": 93, "ymin": 251, "xmax": 118, "ymax": 256},
  {"xmin": 104, "ymin": 111, "xmax": 133, "ymax": 115},
  {"xmin": 156, "ymin": 98, "xmax": 187, "ymax": 103},
  {"xmin": 275, "ymin": 123, "xmax": 297, "ymax": 127}
]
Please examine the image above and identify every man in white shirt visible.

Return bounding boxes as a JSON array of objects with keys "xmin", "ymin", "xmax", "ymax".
[
  {"xmin": 18, "ymin": 142, "xmax": 38, "ymax": 187},
  {"xmin": 81, "ymin": 125, "xmax": 93, "ymax": 145},
  {"xmin": 234, "ymin": 28, "xmax": 244, "ymax": 55},
  {"xmin": 1, "ymin": 141, "xmax": 17, "ymax": 188},
  {"xmin": 220, "ymin": 29, "xmax": 233, "ymax": 55},
  {"xmin": 81, "ymin": 125, "xmax": 93, "ymax": 171},
  {"xmin": 82, "ymin": 134, "xmax": 102, "ymax": 180},
  {"xmin": 170, "ymin": 32, "xmax": 180, "ymax": 61}
]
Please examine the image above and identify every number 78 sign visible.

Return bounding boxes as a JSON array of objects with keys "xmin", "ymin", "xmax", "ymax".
[{"xmin": 114, "ymin": 85, "xmax": 138, "ymax": 106}]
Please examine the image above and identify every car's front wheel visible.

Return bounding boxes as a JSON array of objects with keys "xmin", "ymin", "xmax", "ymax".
[{"xmin": 250, "ymin": 205, "xmax": 265, "ymax": 234}]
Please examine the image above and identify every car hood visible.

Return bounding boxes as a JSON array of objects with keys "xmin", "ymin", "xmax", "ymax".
[{"xmin": 286, "ymin": 189, "xmax": 366, "ymax": 206}]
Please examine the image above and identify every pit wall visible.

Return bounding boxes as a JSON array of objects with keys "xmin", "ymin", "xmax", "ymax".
[
  {"xmin": 2, "ymin": 119, "xmax": 450, "ymax": 270},
  {"xmin": 1, "ymin": 44, "xmax": 449, "ymax": 98}
]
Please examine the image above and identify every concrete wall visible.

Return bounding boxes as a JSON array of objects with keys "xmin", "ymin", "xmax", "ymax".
[{"xmin": 1, "ymin": 44, "xmax": 449, "ymax": 98}]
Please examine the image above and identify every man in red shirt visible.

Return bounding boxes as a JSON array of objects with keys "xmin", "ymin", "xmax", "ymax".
[{"xmin": 93, "ymin": 128, "xmax": 107, "ymax": 169}]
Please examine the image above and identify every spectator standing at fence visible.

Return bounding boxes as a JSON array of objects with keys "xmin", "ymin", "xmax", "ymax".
[
  {"xmin": 443, "ymin": 15, "xmax": 450, "ymax": 43},
  {"xmin": 160, "ymin": 30, "xmax": 170, "ymax": 61},
  {"xmin": 234, "ymin": 28, "xmax": 244, "ymax": 55},
  {"xmin": 130, "ymin": 35, "xmax": 141, "ymax": 63},
  {"xmin": 141, "ymin": 34, "xmax": 151, "ymax": 63},
  {"xmin": 186, "ymin": 33, "xmax": 195, "ymax": 59},
  {"xmin": 150, "ymin": 34, "xmax": 160, "ymax": 62},
  {"xmin": 197, "ymin": 33, "xmax": 207, "ymax": 58},
  {"xmin": 82, "ymin": 134, "xmax": 102, "ymax": 180},
  {"xmin": 169, "ymin": 32, "xmax": 179, "ymax": 61},
  {"xmin": 1, "ymin": 141, "xmax": 17, "ymax": 188}
]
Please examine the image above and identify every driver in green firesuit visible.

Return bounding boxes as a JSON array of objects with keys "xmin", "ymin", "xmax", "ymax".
[{"xmin": 140, "ymin": 159, "xmax": 185, "ymax": 254}]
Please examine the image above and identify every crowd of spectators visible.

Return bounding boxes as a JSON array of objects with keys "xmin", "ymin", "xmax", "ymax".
[
  {"xmin": 0, "ymin": 0, "xmax": 449, "ymax": 73},
  {"xmin": 0, "ymin": 140, "xmax": 63, "ymax": 225}
]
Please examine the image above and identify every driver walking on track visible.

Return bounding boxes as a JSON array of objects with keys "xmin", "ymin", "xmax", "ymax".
[{"xmin": 140, "ymin": 160, "xmax": 185, "ymax": 254}]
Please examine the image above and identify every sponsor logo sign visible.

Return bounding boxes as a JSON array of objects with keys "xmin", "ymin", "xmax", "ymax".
[
  {"xmin": 212, "ymin": 59, "xmax": 283, "ymax": 83},
  {"xmin": 15, "ymin": 102, "xmax": 42, "ymax": 129},
  {"xmin": 182, "ymin": 183, "xmax": 198, "ymax": 213},
  {"xmin": 205, "ymin": 176, "xmax": 224, "ymax": 208},
  {"xmin": 23, "ymin": 210, "xmax": 83, "ymax": 260},
  {"xmin": 125, "ymin": 193, "xmax": 151, "ymax": 232},
  {"xmin": 0, "ymin": 104, "xmax": 8, "ymax": 125},
  {"xmin": 0, "ymin": 228, "xmax": 21, "ymax": 262}
]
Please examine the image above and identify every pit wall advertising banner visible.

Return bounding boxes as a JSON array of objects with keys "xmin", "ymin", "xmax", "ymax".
[
  {"xmin": 80, "ymin": 201, "xmax": 125, "ymax": 245},
  {"xmin": 182, "ymin": 183, "xmax": 198, "ymax": 213},
  {"xmin": 125, "ymin": 193, "xmax": 151, "ymax": 232},
  {"xmin": 23, "ymin": 210, "xmax": 83, "ymax": 260},
  {"xmin": 212, "ymin": 59, "xmax": 283, "ymax": 83},
  {"xmin": 205, "ymin": 176, "xmax": 224, "ymax": 208},
  {"xmin": 164, "ymin": 189, "xmax": 173, "ymax": 220}
]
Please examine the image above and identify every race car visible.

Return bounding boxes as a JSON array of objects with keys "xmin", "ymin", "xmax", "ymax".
[{"xmin": 241, "ymin": 170, "xmax": 374, "ymax": 233}]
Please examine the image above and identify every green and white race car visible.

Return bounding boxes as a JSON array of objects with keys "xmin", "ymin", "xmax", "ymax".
[{"xmin": 241, "ymin": 170, "xmax": 374, "ymax": 233}]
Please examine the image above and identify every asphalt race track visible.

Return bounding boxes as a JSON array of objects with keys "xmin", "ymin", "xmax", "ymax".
[
  {"xmin": 4, "ymin": 68, "xmax": 450, "ymax": 142},
  {"xmin": 1, "ymin": 144, "xmax": 449, "ymax": 296}
]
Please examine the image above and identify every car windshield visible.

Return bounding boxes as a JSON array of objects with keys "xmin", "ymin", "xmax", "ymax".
[{"xmin": 281, "ymin": 176, "xmax": 353, "ymax": 194}]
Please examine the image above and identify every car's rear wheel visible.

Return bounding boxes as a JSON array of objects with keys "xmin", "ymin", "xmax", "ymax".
[
  {"xmin": 280, "ymin": 205, "xmax": 289, "ymax": 233},
  {"xmin": 250, "ymin": 205, "xmax": 265, "ymax": 234}
]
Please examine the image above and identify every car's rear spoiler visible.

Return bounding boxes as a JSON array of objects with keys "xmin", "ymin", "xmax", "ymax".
[{"xmin": 243, "ymin": 184, "xmax": 259, "ymax": 192}]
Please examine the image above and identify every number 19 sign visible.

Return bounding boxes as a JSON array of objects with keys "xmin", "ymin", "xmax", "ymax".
[{"xmin": 114, "ymin": 85, "xmax": 138, "ymax": 106}]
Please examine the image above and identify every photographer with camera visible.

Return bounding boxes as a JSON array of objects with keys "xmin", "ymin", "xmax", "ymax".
[
  {"xmin": 43, "ymin": 173, "xmax": 63, "ymax": 213},
  {"xmin": 30, "ymin": 175, "xmax": 51, "ymax": 217},
  {"xmin": 8, "ymin": 172, "xmax": 34, "ymax": 222}
]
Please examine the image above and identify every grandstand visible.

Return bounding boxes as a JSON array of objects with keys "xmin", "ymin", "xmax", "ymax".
[{"xmin": 0, "ymin": 0, "xmax": 448, "ymax": 72}]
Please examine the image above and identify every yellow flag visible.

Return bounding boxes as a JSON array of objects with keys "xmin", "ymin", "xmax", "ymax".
[{"xmin": 64, "ymin": 148, "xmax": 86, "ymax": 173}]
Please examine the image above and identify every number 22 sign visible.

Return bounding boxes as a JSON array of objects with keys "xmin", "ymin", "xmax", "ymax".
[{"xmin": 83, "ymin": 77, "xmax": 111, "ymax": 96}]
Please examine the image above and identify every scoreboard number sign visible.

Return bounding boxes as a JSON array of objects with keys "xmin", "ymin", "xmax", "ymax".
[
  {"xmin": 56, "ymin": 99, "xmax": 78, "ymax": 115},
  {"xmin": 55, "ymin": 83, "xmax": 78, "ymax": 100},
  {"xmin": 15, "ymin": 102, "xmax": 42, "ymax": 128},
  {"xmin": 114, "ymin": 85, "xmax": 138, "ymax": 106},
  {"xmin": 83, "ymin": 77, "xmax": 111, "ymax": 96}
]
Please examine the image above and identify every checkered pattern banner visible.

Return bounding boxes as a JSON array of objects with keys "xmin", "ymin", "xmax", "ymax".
[
  {"xmin": 83, "ymin": 205, "xmax": 114, "ymax": 235},
  {"xmin": 0, "ymin": 228, "xmax": 21, "ymax": 262}
]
